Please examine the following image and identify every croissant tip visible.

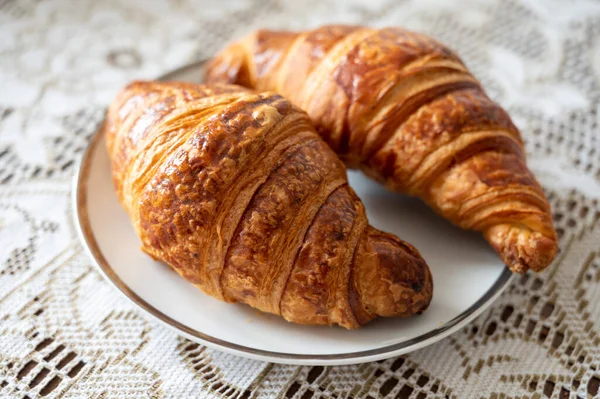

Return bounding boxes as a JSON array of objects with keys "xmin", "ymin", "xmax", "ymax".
[
  {"xmin": 356, "ymin": 228, "xmax": 434, "ymax": 318},
  {"xmin": 205, "ymin": 42, "xmax": 252, "ymax": 86},
  {"xmin": 485, "ymin": 224, "xmax": 558, "ymax": 274}
]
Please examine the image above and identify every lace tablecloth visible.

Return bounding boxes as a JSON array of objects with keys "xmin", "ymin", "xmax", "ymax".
[{"xmin": 1, "ymin": 0, "xmax": 600, "ymax": 397}]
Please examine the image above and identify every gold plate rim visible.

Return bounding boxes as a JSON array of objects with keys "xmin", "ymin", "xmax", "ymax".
[{"xmin": 72, "ymin": 60, "xmax": 514, "ymax": 365}]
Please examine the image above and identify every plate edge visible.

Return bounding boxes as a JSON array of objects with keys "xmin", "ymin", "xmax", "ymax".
[{"xmin": 71, "ymin": 60, "xmax": 515, "ymax": 365}]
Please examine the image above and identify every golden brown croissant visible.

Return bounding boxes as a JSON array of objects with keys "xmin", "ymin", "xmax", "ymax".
[
  {"xmin": 205, "ymin": 25, "xmax": 558, "ymax": 274},
  {"xmin": 104, "ymin": 81, "xmax": 432, "ymax": 329}
]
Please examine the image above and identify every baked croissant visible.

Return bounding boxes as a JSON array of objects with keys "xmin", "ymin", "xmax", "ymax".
[
  {"xmin": 205, "ymin": 25, "xmax": 558, "ymax": 274},
  {"xmin": 105, "ymin": 81, "xmax": 433, "ymax": 329}
]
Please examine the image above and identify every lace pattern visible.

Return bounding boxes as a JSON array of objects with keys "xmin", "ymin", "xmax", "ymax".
[{"xmin": 1, "ymin": 0, "xmax": 600, "ymax": 397}]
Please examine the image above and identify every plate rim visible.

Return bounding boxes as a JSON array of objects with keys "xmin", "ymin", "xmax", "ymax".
[{"xmin": 73, "ymin": 60, "xmax": 514, "ymax": 365}]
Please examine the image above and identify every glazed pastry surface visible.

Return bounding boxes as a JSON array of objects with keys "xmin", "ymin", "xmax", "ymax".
[
  {"xmin": 105, "ymin": 81, "xmax": 433, "ymax": 328},
  {"xmin": 206, "ymin": 25, "xmax": 558, "ymax": 273}
]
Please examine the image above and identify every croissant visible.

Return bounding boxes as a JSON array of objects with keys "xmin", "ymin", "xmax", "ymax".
[
  {"xmin": 205, "ymin": 25, "xmax": 558, "ymax": 274},
  {"xmin": 104, "ymin": 81, "xmax": 433, "ymax": 329}
]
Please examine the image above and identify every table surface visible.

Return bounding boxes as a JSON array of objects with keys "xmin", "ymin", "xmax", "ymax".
[{"xmin": 1, "ymin": 0, "xmax": 600, "ymax": 398}]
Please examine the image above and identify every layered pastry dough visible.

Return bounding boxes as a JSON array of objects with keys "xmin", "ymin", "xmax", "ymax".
[
  {"xmin": 206, "ymin": 25, "xmax": 558, "ymax": 273},
  {"xmin": 105, "ymin": 81, "xmax": 433, "ymax": 328}
]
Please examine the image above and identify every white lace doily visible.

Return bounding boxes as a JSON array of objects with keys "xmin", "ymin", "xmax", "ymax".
[{"xmin": 1, "ymin": 0, "xmax": 600, "ymax": 397}]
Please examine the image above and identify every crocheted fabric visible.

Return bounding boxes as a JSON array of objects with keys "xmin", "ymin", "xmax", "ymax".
[{"xmin": 1, "ymin": 0, "xmax": 599, "ymax": 397}]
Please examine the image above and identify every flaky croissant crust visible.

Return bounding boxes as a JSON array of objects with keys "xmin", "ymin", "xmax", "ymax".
[
  {"xmin": 105, "ymin": 81, "xmax": 432, "ymax": 328},
  {"xmin": 206, "ymin": 25, "xmax": 558, "ymax": 274}
]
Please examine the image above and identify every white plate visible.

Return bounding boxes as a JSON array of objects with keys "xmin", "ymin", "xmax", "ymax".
[{"xmin": 73, "ymin": 61, "xmax": 513, "ymax": 365}]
